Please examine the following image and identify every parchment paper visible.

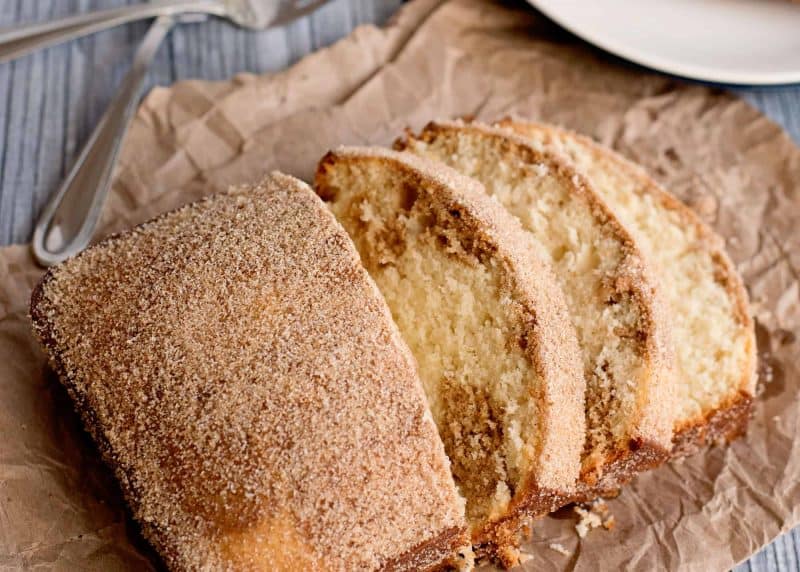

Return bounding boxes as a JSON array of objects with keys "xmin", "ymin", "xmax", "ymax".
[{"xmin": 2, "ymin": 1, "xmax": 799, "ymax": 570}]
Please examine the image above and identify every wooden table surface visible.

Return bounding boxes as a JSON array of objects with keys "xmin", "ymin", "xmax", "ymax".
[{"xmin": 0, "ymin": 1, "xmax": 798, "ymax": 570}]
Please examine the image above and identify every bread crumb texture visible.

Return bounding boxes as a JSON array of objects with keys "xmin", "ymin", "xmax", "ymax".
[
  {"xmin": 31, "ymin": 172, "xmax": 469, "ymax": 572},
  {"xmin": 314, "ymin": 147, "xmax": 584, "ymax": 543},
  {"xmin": 400, "ymin": 121, "xmax": 674, "ymax": 484},
  {"xmin": 548, "ymin": 543, "xmax": 571, "ymax": 556},
  {"xmin": 502, "ymin": 121, "xmax": 756, "ymax": 439},
  {"xmin": 573, "ymin": 499, "xmax": 613, "ymax": 538}
]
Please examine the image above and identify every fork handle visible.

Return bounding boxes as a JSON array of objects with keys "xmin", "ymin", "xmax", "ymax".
[
  {"xmin": 0, "ymin": 0, "xmax": 224, "ymax": 64},
  {"xmin": 31, "ymin": 15, "xmax": 175, "ymax": 267}
]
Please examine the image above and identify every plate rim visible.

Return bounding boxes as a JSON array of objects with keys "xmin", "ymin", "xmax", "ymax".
[{"xmin": 527, "ymin": 0, "xmax": 800, "ymax": 87}]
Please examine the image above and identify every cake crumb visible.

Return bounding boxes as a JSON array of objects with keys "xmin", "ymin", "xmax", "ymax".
[
  {"xmin": 574, "ymin": 506, "xmax": 602, "ymax": 538},
  {"xmin": 761, "ymin": 360, "xmax": 774, "ymax": 384},
  {"xmin": 548, "ymin": 543, "xmax": 571, "ymax": 556},
  {"xmin": 574, "ymin": 499, "xmax": 615, "ymax": 538},
  {"xmin": 518, "ymin": 551, "xmax": 534, "ymax": 564}
]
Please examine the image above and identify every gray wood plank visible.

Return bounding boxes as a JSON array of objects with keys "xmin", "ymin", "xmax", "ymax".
[
  {"xmin": 0, "ymin": 1, "xmax": 796, "ymax": 570},
  {"xmin": 0, "ymin": 0, "xmax": 408, "ymax": 245},
  {"xmin": 737, "ymin": 89, "xmax": 800, "ymax": 149}
]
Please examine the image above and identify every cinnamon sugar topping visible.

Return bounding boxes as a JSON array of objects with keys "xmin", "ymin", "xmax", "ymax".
[{"xmin": 31, "ymin": 173, "xmax": 468, "ymax": 571}]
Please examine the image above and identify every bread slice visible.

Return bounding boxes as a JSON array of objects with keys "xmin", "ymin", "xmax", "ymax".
[
  {"xmin": 30, "ymin": 173, "xmax": 472, "ymax": 572},
  {"xmin": 398, "ymin": 121, "xmax": 676, "ymax": 498},
  {"xmin": 314, "ymin": 147, "xmax": 585, "ymax": 564},
  {"xmin": 499, "ymin": 119, "xmax": 757, "ymax": 454}
]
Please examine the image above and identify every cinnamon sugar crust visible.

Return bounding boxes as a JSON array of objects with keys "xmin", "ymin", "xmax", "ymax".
[
  {"xmin": 315, "ymin": 147, "xmax": 585, "ymax": 562},
  {"xmin": 498, "ymin": 119, "xmax": 757, "ymax": 455},
  {"xmin": 30, "ymin": 172, "xmax": 470, "ymax": 571},
  {"xmin": 397, "ymin": 121, "xmax": 675, "ymax": 502},
  {"xmin": 673, "ymin": 392, "xmax": 753, "ymax": 457}
]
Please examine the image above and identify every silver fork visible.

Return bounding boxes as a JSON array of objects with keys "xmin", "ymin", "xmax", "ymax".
[
  {"xmin": 27, "ymin": 1, "xmax": 329, "ymax": 266},
  {"xmin": 31, "ymin": 15, "xmax": 177, "ymax": 267},
  {"xmin": 0, "ymin": 1, "xmax": 327, "ymax": 63}
]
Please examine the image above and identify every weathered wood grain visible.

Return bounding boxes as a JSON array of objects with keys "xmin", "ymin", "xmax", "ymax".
[{"xmin": 0, "ymin": 0, "xmax": 403, "ymax": 245}]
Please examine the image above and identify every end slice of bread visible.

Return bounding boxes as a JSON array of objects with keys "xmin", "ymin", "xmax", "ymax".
[
  {"xmin": 499, "ymin": 120, "xmax": 757, "ymax": 454},
  {"xmin": 315, "ymin": 147, "xmax": 585, "ymax": 565},
  {"xmin": 30, "ymin": 173, "xmax": 472, "ymax": 572},
  {"xmin": 399, "ymin": 121, "xmax": 676, "ymax": 499}
]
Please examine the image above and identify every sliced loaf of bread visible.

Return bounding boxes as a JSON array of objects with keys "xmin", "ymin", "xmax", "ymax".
[
  {"xmin": 315, "ymin": 147, "xmax": 585, "ymax": 564},
  {"xmin": 500, "ymin": 120, "xmax": 757, "ymax": 454},
  {"xmin": 398, "ymin": 121, "xmax": 676, "ymax": 498},
  {"xmin": 30, "ymin": 173, "xmax": 472, "ymax": 572}
]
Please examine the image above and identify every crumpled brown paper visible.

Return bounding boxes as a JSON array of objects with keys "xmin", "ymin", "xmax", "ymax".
[{"xmin": 1, "ymin": 0, "xmax": 798, "ymax": 570}]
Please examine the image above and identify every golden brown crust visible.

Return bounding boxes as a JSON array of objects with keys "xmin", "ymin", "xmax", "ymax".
[
  {"xmin": 396, "ymin": 121, "xmax": 675, "ymax": 495},
  {"xmin": 672, "ymin": 392, "xmax": 754, "ymax": 457},
  {"xmin": 315, "ymin": 147, "xmax": 585, "ymax": 562},
  {"xmin": 498, "ymin": 119, "xmax": 758, "ymax": 454},
  {"xmin": 382, "ymin": 526, "xmax": 471, "ymax": 572},
  {"xmin": 471, "ymin": 483, "xmax": 573, "ymax": 567},
  {"xmin": 30, "ymin": 173, "xmax": 470, "ymax": 571},
  {"xmin": 571, "ymin": 438, "xmax": 669, "ymax": 500},
  {"xmin": 31, "ymin": 248, "xmax": 179, "ymax": 568},
  {"xmin": 34, "ymin": 261, "xmax": 478, "ymax": 572}
]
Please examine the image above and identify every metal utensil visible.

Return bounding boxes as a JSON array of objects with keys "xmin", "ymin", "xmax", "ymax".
[
  {"xmin": 31, "ymin": 15, "xmax": 176, "ymax": 267},
  {"xmin": 30, "ymin": 0, "xmax": 328, "ymax": 266},
  {"xmin": 0, "ymin": 0, "xmax": 326, "ymax": 64}
]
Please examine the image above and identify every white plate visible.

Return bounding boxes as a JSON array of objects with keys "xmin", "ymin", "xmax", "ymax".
[{"xmin": 527, "ymin": 0, "xmax": 800, "ymax": 86}]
